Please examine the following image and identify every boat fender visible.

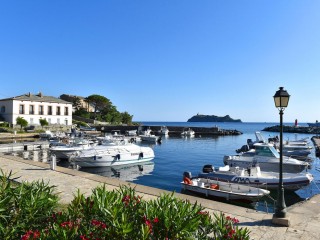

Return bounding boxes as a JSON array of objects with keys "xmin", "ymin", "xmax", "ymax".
[
  {"xmin": 210, "ymin": 184, "xmax": 219, "ymax": 190},
  {"xmin": 202, "ymin": 165, "xmax": 214, "ymax": 173},
  {"xmin": 183, "ymin": 176, "xmax": 192, "ymax": 185},
  {"xmin": 139, "ymin": 152, "xmax": 144, "ymax": 159}
]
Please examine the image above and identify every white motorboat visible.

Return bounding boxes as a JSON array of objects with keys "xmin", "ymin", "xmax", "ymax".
[
  {"xmin": 181, "ymin": 128, "xmax": 195, "ymax": 137},
  {"xmin": 197, "ymin": 165, "xmax": 313, "ymax": 191},
  {"xmin": 139, "ymin": 128, "xmax": 161, "ymax": 143},
  {"xmin": 50, "ymin": 138, "xmax": 93, "ymax": 159},
  {"xmin": 238, "ymin": 132, "xmax": 312, "ymax": 161},
  {"xmin": 158, "ymin": 126, "xmax": 169, "ymax": 135},
  {"xmin": 224, "ymin": 143, "xmax": 309, "ymax": 173},
  {"xmin": 70, "ymin": 143, "xmax": 155, "ymax": 167},
  {"xmin": 181, "ymin": 173, "xmax": 270, "ymax": 202}
]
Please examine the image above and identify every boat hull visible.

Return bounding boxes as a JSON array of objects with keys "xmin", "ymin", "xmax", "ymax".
[
  {"xmin": 224, "ymin": 156, "xmax": 308, "ymax": 173},
  {"xmin": 198, "ymin": 172, "xmax": 313, "ymax": 191},
  {"xmin": 181, "ymin": 178, "xmax": 269, "ymax": 202},
  {"xmin": 70, "ymin": 144, "xmax": 155, "ymax": 167}
]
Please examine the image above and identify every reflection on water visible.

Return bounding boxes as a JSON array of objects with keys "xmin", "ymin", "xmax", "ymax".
[
  {"xmin": 80, "ymin": 162, "xmax": 155, "ymax": 181},
  {"xmin": 18, "ymin": 150, "xmax": 50, "ymax": 163}
]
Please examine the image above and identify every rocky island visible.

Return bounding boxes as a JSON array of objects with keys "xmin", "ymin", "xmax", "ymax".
[{"xmin": 187, "ymin": 114, "xmax": 242, "ymax": 122}]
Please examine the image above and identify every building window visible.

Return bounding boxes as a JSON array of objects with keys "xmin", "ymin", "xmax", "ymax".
[
  {"xmin": 56, "ymin": 106, "xmax": 61, "ymax": 115},
  {"xmin": 64, "ymin": 107, "xmax": 69, "ymax": 115},
  {"xmin": 29, "ymin": 105, "xmax": 34, "ymax": 115},
  {"xmin": 30, "ymin": 118, "xmax": 34, "ymax": 124},
  {"xmin": 48, "ymin": 106, "xmax": 52, "ymax": 115},
  {"xmin": 0, "ymin": 106, "xmax": 5, "ymax": 113},
  {"xmin": 48, "ymin": 118, "xmax": 51, "ymax": 124},
  {"xmin": 39, "ymin": 105, "xmax": 44, "ymax": 115},
  {"xmin": 57, "ymin": 118, "xmax": 60, "ymax": 124},
  {"xmin": 19, "ymin": 105, "xmax": 25, "ymax": 114}
]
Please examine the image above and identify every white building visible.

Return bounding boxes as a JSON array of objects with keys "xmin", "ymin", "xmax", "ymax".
[{"xmin": 0, "ymin": 92, "xmax": 73, "ymax": 126}]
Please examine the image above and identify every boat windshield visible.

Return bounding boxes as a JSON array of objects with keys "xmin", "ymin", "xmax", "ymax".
[{"xmin": 255, "ymin": 145, "xmax": 279, "ymax": 158}]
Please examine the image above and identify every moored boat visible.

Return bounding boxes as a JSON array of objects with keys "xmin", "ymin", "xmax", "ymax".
[
  {"xmin": 50, "ymin": 138, "xmax": 93, "ymax": 159},
  {"xmin": 139, "ymin": 128, "xmax": 161, "ymax": 143},
  {"xmin": 181, "ymin": 128, "xmax": 195, "ymax": 137},
  {"xmin": 69, "ymin": 143, "xmax": 155, "ymax": 167},
  {"xmin": 181, "ymin": 173, "xmax": 270, "ymax": 202},
  {"xmin": 158, "ymin": 126, "xmax": 169, "ymax": 135},
  {"xmin": 224, "ymin": 143, "xmax": 309, "ymax": 173},
  {"xmin": 197, "ymin": 164, "xmax": 313, "ymax": 191}
]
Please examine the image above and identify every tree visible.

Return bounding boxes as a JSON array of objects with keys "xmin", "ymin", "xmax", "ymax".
[
  {"xmin": 39, "ymin": 119, "xmax": 49, "ymax": 129},
  {"xmin": 121, "ymin": 111, "xmax": 133, "ymax": 125},
  {"xmin": 85, "ymin": 95, "xmax": 112, "ymax": 118},
  {"xmin": 16, "ymin": 117, "xmax": 28, "ymax": 130},
  {"xmin": 72, "ymin": 97, "xmax": 83, "ymax": 111}
]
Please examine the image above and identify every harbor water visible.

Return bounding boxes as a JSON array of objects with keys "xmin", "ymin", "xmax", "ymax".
[{"xmin": 4, "ymin": 122, "xmax": 320, "ymax": 212}]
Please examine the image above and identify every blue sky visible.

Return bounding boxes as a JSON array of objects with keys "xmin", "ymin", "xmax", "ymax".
[{"xmin": 0, "ymin": 1, "xmax": 319, "ymax": 122}]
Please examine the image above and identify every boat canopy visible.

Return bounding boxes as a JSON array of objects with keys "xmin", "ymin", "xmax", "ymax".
[{"xmin": 254, "ymin": 144, "xmax": 280, "ymax": 158}]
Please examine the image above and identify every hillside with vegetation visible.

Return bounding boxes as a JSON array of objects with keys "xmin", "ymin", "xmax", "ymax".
[{"xmin": 187, "ymin": 114, "xmax": 242, "ymax": 122}]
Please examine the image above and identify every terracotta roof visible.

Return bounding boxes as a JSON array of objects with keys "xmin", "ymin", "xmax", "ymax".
[{"xmin": 0, "ymin": 92, "xmax": 72, "ymax": 104}]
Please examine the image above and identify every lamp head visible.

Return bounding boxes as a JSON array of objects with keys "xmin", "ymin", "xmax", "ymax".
[{"xmin": 273, "ymin": 87, "xmax": 290, "ymax": 109}]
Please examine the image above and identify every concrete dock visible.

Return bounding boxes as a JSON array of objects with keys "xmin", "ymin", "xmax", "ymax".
[{"xmin": 0, "ymin": 153, "xmax": 319, "ymax": 240}]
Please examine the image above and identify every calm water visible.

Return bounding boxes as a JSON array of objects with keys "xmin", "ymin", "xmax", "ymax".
[{"xmin": 8, "ymin": 122, "xmax": 320, "ymax": 212}]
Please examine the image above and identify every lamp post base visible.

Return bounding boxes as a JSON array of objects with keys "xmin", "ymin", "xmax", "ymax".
[{"xmin": 272, "ymin": 214, "xmax": 290, "ymax": 227}]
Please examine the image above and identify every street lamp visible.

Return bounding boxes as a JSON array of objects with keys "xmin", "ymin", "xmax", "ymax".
[{"xmin": 273, "ymin": 87, "xmax": 290, "ymax": 218}]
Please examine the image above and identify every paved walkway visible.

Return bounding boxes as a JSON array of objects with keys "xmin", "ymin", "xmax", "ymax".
[{"xmin": 0, "ymin": 153, "xmax": 319, "ymax": 240}]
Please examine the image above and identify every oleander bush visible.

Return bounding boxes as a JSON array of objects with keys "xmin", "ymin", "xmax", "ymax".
[
  {"xmin": 0, "ymin": 170, "xmax": 59, "ymax": 239},
  {"xmin": 0, "ymin": 170, "xmax": 250, "ymax": 239}
]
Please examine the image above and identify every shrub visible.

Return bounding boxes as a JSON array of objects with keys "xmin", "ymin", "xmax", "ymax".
[
  {"xmin": 0, "ymin": 170, "xmax": 59, "ymax": 239},
  {"xmin": 0, "ymin": 172, "xmax": 250, "ymax": 240}
]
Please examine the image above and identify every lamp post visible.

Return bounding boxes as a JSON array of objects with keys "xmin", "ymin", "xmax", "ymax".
[{"xmin": 273, "ymin": 87, "xmax": 290, "ymax": 218}]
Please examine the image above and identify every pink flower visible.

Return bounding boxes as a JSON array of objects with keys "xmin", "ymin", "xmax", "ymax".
[
  {"xmin": 60, "ymin": 221, "xmax": 73, "ymax": 228},
  {"xmin": 33, "ymin": 230, "xmax": 40, "ymax": 239},
  {"xmin": 80, "ymin": 235, "xmax": 89, "ymax": 240},
  {"xmin": 153, "ymin": 217, "xmax": 159, "ymax": 223},
  {"xmin": 232, "ymin": 217, "xmax": 239, "ymax": 224},
  {"xmin": 91, "ymin": 219, "xmax": 100, "ymax": 226},
  {"xmin": 100, "ymin": 223, "xmax": 107, "ymax": 229}
]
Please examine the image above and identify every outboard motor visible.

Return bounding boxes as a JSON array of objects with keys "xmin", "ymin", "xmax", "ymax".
[
  {"xmin": 202, "ymin": 164, "xmax": 214, "ymax": 173},
  {"xmin": 236, "ymin": 144, "xmax": 249, "ymax": 153},
  {"xmin": 247, "ymin": 139, "xmax": 254, "ymax": 149},
  {"xmin": 183, "ymin": 171, "xmax": 192, "ymax": 179}
]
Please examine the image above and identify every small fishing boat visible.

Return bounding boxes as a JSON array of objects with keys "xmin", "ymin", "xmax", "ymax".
[
  {"xmin": 139, "ymin": 128, "xmax": 161, "ymax": 143},
  {"xmin": 181, "ymin": 172, "xmax": 270, "ymax": 202},
  {"xmin": 158, "ymin": 126, "xmax": 169, "ymax": 135},
  {"xmin": 181, "ymin": 128, "xmax": 195, "ymax": 137}
]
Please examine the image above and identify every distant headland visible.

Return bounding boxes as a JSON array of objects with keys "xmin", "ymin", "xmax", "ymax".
[{"xmin": 187, "ymin": 114, "xmax": 242, "ymax": 122}]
